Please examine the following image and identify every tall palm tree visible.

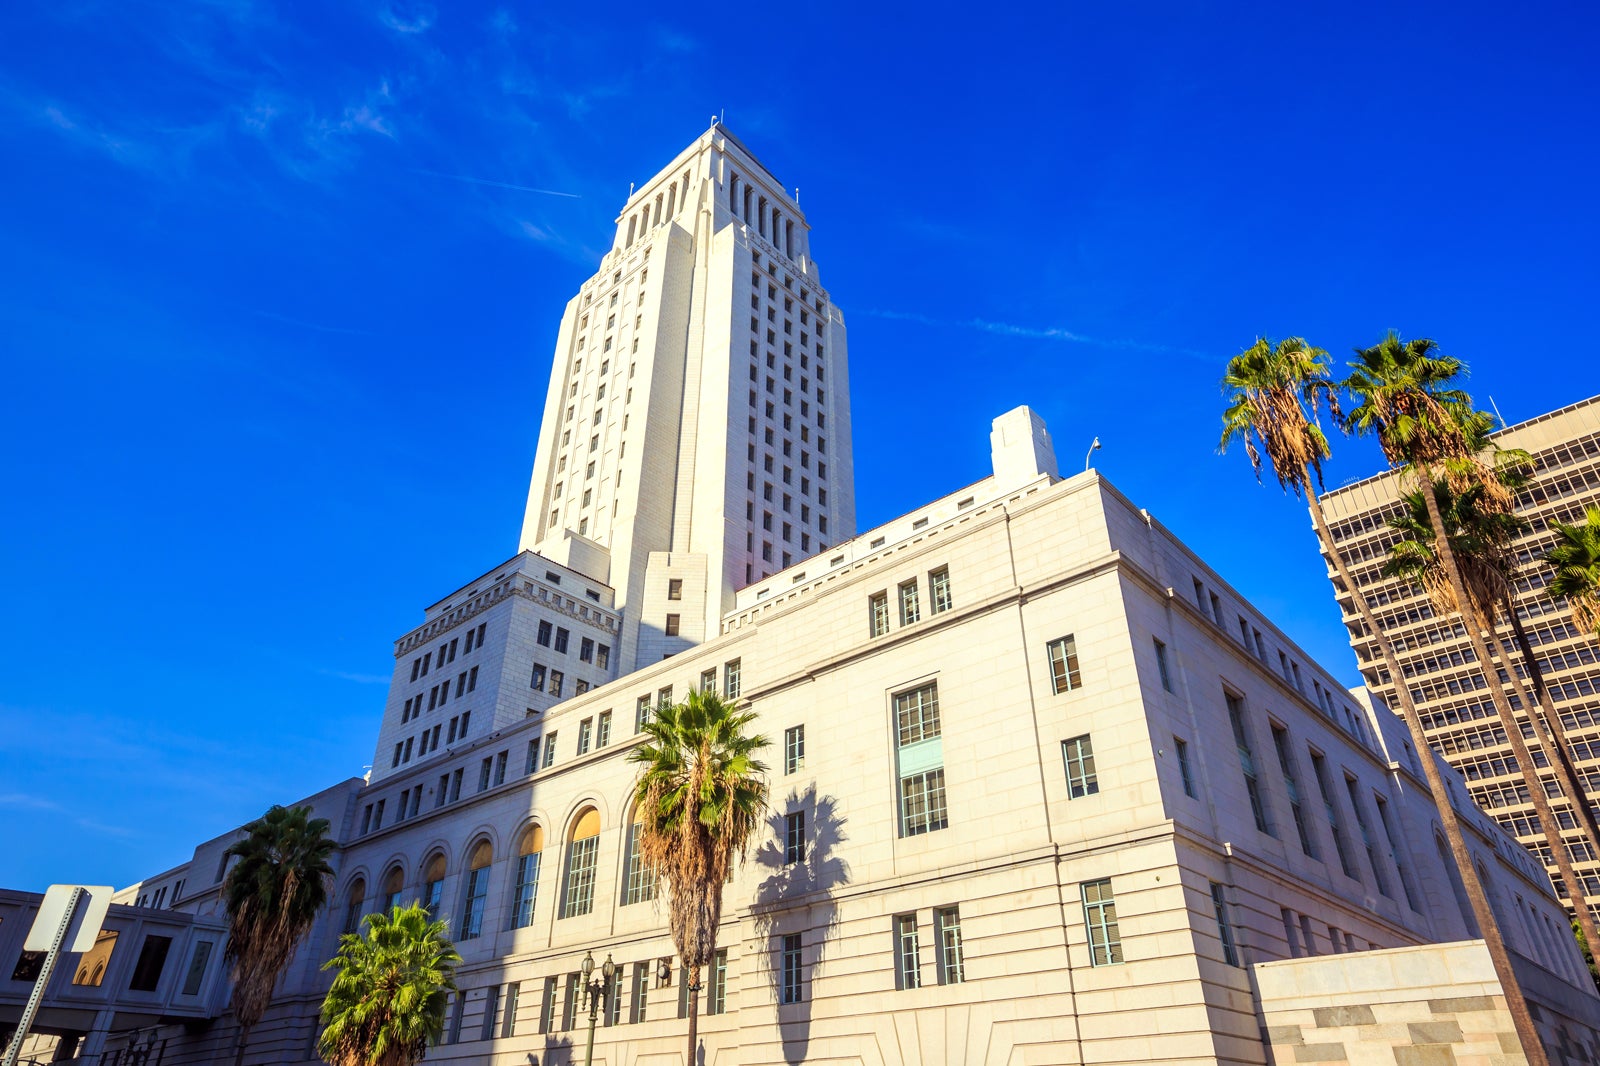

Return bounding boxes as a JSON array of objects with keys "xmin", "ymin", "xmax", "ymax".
[
  {"xmin": 1546, "ymin": 507, "xmax": 1600, "ymax": 639},
  {"xmin": 629, "ymin": 689, "xmax": 768, "ymax": 1066},
  {"xmin": 1220, "ymin": 335, "xmax": 1550, "ymax": 1065},
  {"xmin": 1382, "ymin": 480, "xmax": 1600, "ymax": 962},
  {"xmin": 1345, "ymin": 331, "xmax": 1591, "ymax": 1030},
  {"xmin": 223, "ymin": 804, "xmax": 336, "ymax": 1066},
  {"xmin": 318, "ymin": 903, "xmax": 460, "ymax": 1066}
]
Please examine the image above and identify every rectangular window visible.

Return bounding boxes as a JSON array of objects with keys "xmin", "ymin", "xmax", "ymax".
[
  {"xmin": 539, "ymin": 977, "xmax": 557, "ymax": 1034},
  {"xmin": 1062, "ymin": 735, "xmax": 1099, "ymax": 798},
  {"xmin": 708, "ymin": 950, "xmax": 728, "ymax": 1015},
  {"xmin": 562, "ymin": 836, "xmax": 599, "ymax": 918},
  {"xmin": 784, "ymin": 725, "xmax": 805, "ymax": 774},
  {"xmin": 537, "ymin": 620, "xmax": 552, "ymax": 646},
  {"xmin": 578, "ymin": 718, "xmax": 593, "ymax": 756},
  {"xmin": 1211, "ymin": 883, "xmax": 1239, "ymax": 966},
  {"xmin": 479, "ymin": 985, "xmax": 501, "ymax": 1043},
  {"xmin": 935, "ymin": 907, "xmax": 965, "ymax": 984},
  {"xmin": 1311, "ymin": 749, "xmax": 1357, "ymax": 880},
  {"xmin": 461, "ymin": 864, "xmax": 489, "ymax": 939},
  {"xmin": 1375, "ymin": 795, "xmax": 1419, "ymax": 911},
  {"xmin": 1345, "ymin": 775, "xmax": 1390, "ymax": 897},
  {"xmin": 725, "ymin": 659, "xmax": 742, "ymax": 699},
  {"xmin": 127, "ymin": 935, "xmax": 173, "ymax": 992},
  {"xmin": 1226, "ymin": 692, "xmax": 1271, "ymax": 834},
  {"xmin": 525, "ymin": 738, "xmax": 541, "ymax": 775},
  {"xmin": 596, "ymin": 711, "xmax": 612, "ymax": 748},
  {"xmin": 895, "ymin": 683, "xmax": 941, "ymax": 746},
  {"xmin": 1047, "ymin": 635, "xmax": 1082, "ymax": 693},
  {"xmin": 1153, "ymin": 638, "xmax": 1173, "ymax": 692},
  {"xmin": 513, "ymin": 852, "xmax": 541, "ymax": 928},
  {"xmin": 549, "ymin": 670, "xmax": 564, "ymax": 697},
  {"xmin": 929, "ymin": 567, "xmax": 952, "ymax": 614},
  {"xmin": 894, "ymin": 914, "xmax": 921, "ymax": 989},
  {"xmin": 502, "ymin": 982, "xmax": 520, "ymax": 1039},
  {"xmin": 624, "ymin": 823, "xmax": 658, "ymax": 906},
  {"xmin": 630, "ymin": 963, "xmax": 649, "ymax": 1024},
  {"xmin": 562, "ymin": 973, "xmax": 580, "ymax": 1030},
  {"xmin": 555, "ymin": 627, "xmax": 570, "ymax": 653},
  {"xmin": 531, "ymin": 664, "xmax": 546, "ymax": 691},
  {"xmin": 899, "ymin": 770, "xmax": 948, "ymax": 837},
  {"xmin": 580, "ymin": 637, "xmax": 594, "ymax": 663},
  {"xmin": 700, "ymin": 667, "xmax": 717, "ymax": 692},
  {"xmin": 785, "ymin": 810, "xmax": 807, "ymax": 864},
  {"xmin": 658, "ymin": 686, "xmax": 673, "ymax": 713},
  {"xmin": 1082, "ymin": 879, "xmax": 1122, "ymax": 966},
  {"xmin": 447, "ymin": 991, "xmax": 465, "ymax": 1044},
  {"xmin": 898, "ymin": 580, "xmax": 921, "ymax": 626},
  {"xmin": 665, "ymin": 613, "xmax": 680, "ymax": 636},
  {"xmin": 636, "ymin": 695, "xmax": 653, "ymax": 732},
  {"xmin": 668, "ymin": 578, "xmax": 683, "ymax": 600},
  {"xmin": 597, "ymin": 644, "xmax": 610, "ymax": 670},
  {"xmin": 781, "ymin": 934, "xmax": 803, "ymax": 1003},
  {"xmin": 543, "ymin": 732, "xmax": 557, "ymax": 769},
  {"xmin": 869, "ymin": 591, "xmax": 890, "ymax": 637},
  {"xmin": 1272, "ymin": 724, "xmax": 1315, "ymax": 858},
  {"xmin": 478, "ymin": 757, "xmax": 492, "ymax": 793},
  {"xmin": 1175, "ymin": 736, "xmax": 1196, "ymax": 797}
]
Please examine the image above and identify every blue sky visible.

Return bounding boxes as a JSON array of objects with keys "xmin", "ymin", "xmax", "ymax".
[{"xmin": 2, "ymin": 1, "xmax": 1596, "ymax": 892}]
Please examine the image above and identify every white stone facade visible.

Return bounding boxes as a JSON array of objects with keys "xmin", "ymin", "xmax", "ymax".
[{"xmin": 517, "ymin": 124, "xmax": 856, "ymax": 675}]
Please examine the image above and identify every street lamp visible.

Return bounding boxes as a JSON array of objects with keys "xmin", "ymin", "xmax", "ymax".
[{"xmin": 581, "ymin": 949, "xmax": 616, "ymax": 1066}]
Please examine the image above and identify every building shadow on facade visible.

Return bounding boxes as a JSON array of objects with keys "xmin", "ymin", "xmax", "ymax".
[
  {"xmin": 533, "ymin": 1032, "xmax": 574, "ymax": 1065},
  {"xmin": 751, "ymin": 786, "xmax": 850, "ymax": 1066}
]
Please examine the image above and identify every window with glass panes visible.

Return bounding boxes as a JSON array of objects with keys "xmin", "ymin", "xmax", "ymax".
[
  {"xmin": 784, "ymin": 810, "xmax": 806, "ymax": 864},
  {"xmin": 898, "ymin": 579, "xmax": 921, "ymax": 625},
  {"xmin": 708, "ymin": 950, "xmax": 728, "ymax": 1014},
  {"xmin": 596, "ymin": 711, "xmax": 611, "ymax": 748},
  {"xmin": 1211, "ymin": 882, "xmax": 1239, "ymax": 965},
  {"xmin": 784, "ymin": 725, "xmax": 805, "ymax": 774},
  {"xmin": 895, "ymin": 914, "xmax": 921, "ymax": 989},
  {"xmin": 623, "ymin": 823, "xmax": 656, "ymax": 905},
  {"xmin": 869, "ymin": 592, "xmax": 890, "ymax": 637},
  {"xmin": 894, "ymin": 682, "xmax": 948, "ymax": 837},
  {"xmin": 725, "ymin": 658, "xmax": 742, "ymax": 699},
  {"xmin": 577, "ymin": 718, "xmax": 592, "ymax": 755},
  {"xmin": 1226, "ymin": 692, "xmax": 1271, "ymax": 834},
  {"xmin": 935, "ymin": 907, "xmax": 965, "ymax": 984},
  {"xmin": 781, "ymin": 934, "xmax": 803, "ymax": 1003},
  {"xmin": 1082, "ymin": 879, "xmax": 1122, "ymax": 965},
  {"xmin": 1047, "ymin": 636, "xmax": 1082, "ymax": 693},
  {"xmin": 562, "ymin": 834, "xmax": 599, "ymax": 918},
  {"xmin": 1062, "ymin": 735, "xmax": 1098, "ymax": 798},
  {"xmin": 1272, "ymin": 724, "xmax": 1315, "ymax": 857},
  {"xmin": 636, "ymin": 695, "xmax": 652, "ymax": 732},
  {"xmin": 513, "ymin": 848, "xmax": 541, "ymax": 928},
  {"xmin": 928, "ymin": 567, "xmax": 952, "ymax": 614},
  {"xmin": 460, "ymin": 844, "xmax": 492, "ymax": 940}
]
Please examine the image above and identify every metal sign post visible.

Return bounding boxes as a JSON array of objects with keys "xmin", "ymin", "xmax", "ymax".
[{"xmin": 2, "ymin": 886, "xmax": 84, "ymax": 1066}]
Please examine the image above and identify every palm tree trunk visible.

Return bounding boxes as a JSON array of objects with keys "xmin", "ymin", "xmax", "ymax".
[
  {"xmin": 1306, "ymin": 480, "xmax": 1550, "ymax": 1065},
  {"xmin": 1487, "ymin": 606, "xmax": 1600, "ymax": 961},
  {"xmin": 1415, "ymin": 484, "xmax": 1600, "ymax": 965},
  {"xmin": 232, "ymin": 1025, "xmax": 249, "ymax": 1066},
  {"xmin": 685, "ymin": 965, "xmax": 701, "ymax": 1066}
]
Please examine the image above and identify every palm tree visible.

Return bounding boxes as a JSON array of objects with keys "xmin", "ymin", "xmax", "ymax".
[
  {"xmin": 1382, "ymin": 480, "xmax": 1600, "ymax": 962},
  {"xmin": 318, "ymin": 903, "xmax": 460, "ymax": 1066},
  {"xmin": 1546, "ymin": 507, "xmax": 1600, "ymax": 639},
  {"xmin": 629, "ymin": 688, "xmax": 768, "ymax": 1065},
  {"xmin": 1219, "ymin": 335, "xmax": 1550, "ymax": 1065},
  {"xmin": 222, "ymin": 804, "xmax": 336, "ymax": 1066},
  {"xmin": 1345, "ymin": 331, "xmax": 1586, "ymax": 1047}
]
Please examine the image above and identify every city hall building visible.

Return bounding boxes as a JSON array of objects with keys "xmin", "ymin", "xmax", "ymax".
[{"xmin": 4, "ymin": 126, "xmax": 1598, "ymax": 1066}]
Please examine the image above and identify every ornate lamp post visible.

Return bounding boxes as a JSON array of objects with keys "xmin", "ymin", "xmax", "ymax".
[{"xmin": 581, "ymin": 949, "xmax": 616, "ymax": 1066}]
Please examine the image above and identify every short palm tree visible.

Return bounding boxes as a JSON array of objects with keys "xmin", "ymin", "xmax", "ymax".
[
  {"xmin": 630, "ymin": 689, "xmax": 768, "ymax": 1065},
  {"xmin": 1345, "ymin": 332, "xmax": 1595, "ymax": 1031},
  {"xmin": 223, "ymin": 804, "xmax": 336, "ymax": 1066},
  {"xmin": 319, "ymin": 903, "xmax": 460, "ymax": 1066},
  {"xmin": 1220, "ymin": 335, "xmax": 1549, "ymax": 1065},
  {"xmin": 1547, "ymin": 507, "xmax": 1600, "ymax": 638}
]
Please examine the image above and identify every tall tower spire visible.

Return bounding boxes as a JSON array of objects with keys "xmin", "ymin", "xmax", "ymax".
[{"xmin": 518, "ymin": 126, "xmax": 856, "ymax": 672}]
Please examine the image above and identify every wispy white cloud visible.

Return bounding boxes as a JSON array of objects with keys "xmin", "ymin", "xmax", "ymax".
[
  {"xmin": 380, "ymin": 5, "xmax": 435, "ymax": 34},
  {"xmin": 320, "ymin": 669, "xmax": 391, "ymax": 685},
  {"xmin": 412, "ymin": 168, "xmax": 580, "ymax": 198},
  {"xmin": 0, "ymin": 793, "xmax": 63, "ymax": 812},
  {"xmin": 859, "ymin": 308, "xmax": 1207, "ymax": 359}
]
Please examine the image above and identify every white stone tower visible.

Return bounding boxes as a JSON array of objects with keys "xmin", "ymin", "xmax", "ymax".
[{"xmin": 518, "ymin": 124, "xmax": 856, "ymax": 671}]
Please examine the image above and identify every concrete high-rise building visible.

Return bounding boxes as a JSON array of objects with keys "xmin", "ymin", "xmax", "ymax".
[
  {"xmin": 517, "ymin": 124, "xmax": 855, "ymax": 673},
  {"xmin": 1319, "ymin": 395, "xmax": 1600, "ymax": 923}
]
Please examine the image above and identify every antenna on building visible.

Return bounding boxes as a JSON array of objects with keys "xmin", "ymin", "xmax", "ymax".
[
  {"xmin": 1489, "ymin": 394, "xmax": 1506, "ymax": 428},
  {"xmin": 1085, "ymin": 436, "xmax": 1102, "ymax": 471},
  {"xmin": 719, "ymin": 108, "xmax": 725, "ymax": 125},
  {"xmin": 795, "ymin": 187, "xmax": 801, "ymax": 204},
  {"xmin": 628, "ymin": 181, "xmax": 635, "ymax": 198}
]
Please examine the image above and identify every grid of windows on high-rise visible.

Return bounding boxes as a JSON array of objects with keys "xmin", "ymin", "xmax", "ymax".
[{"xmin": 738, "ymin": 239, "xmax": 833, "ymax": 586}]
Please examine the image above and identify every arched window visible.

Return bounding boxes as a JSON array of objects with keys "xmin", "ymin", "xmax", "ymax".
[
  {"xmin": 561, "ymin": 808, "xmax": 602, "ymax": 918},
  {"xmin": 460, "ymin": 840, "xmax": 493, "ymax": 940},
  {"xmin": 381, "ymin": 866, "xmax": 405, "ymax": 914},
  {"xmin": 342, "ymin": 878, "xmax": 366, "ymax": 935},
  {"xmin": 423, "ymin": 854, "xmax": 447, "ymax": 919},
  {"xmin": 622, "ymin": 809, "xmax": 656, "ymax": 906},
  {"xmin": 512, "ymin": 825, "xmax": 544, "ymax": 929}
]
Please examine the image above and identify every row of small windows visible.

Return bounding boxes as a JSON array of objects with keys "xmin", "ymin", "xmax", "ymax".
[
  {"xmin": 401, "ymin": 666, "xmax": 479, "ymax": 724},
  {"xmin": 391, "ymin": 708, "xmax": 474, "ymax": 769},
  {"xmin": 407, "ymin": 623, "xmax": 489, "ymax": 683},
  {"xmin": 868, "ymin": 567, "xmax": 953, "ymax": 637}
]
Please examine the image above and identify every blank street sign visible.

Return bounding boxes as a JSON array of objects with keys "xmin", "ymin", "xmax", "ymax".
[{"xmin": 24, "ymin": 885, "xmax": 115, "ymax": 954}]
